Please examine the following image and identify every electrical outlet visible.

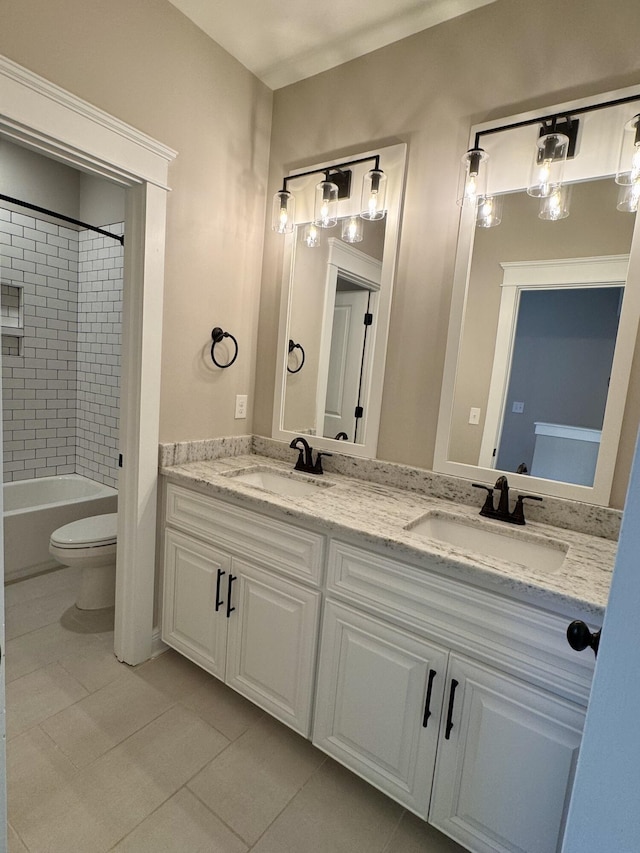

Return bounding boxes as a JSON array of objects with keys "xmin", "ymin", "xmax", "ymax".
[
  {"xmin": 235, "ymin": 394, "xmax": 248, "ymax": 419},
  {"xmin": 512, "ymin": 401, "xmax": 525, "ymax": 413},
  {"xmin": 469, "ymin": 407, "xmax": 481, "ymax": 425}
]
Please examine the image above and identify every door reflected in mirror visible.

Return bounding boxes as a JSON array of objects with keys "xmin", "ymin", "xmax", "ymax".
[
  {"xmin": 283, "ymin": 216, "xmax": 385, "ymax": 442},
  {"xmin": 486, "ymin": 284, "xmax": 623, "ymax": 487}
]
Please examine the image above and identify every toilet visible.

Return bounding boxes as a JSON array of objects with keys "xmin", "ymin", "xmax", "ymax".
[{"xmin": 49, "ymin": 513, "xmax": 118, "ymax": 610}]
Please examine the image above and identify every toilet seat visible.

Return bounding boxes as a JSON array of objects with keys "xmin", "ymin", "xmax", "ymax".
[{"xmin": 50, "ymin": 513, "xmax": 117, "ymax": 549}]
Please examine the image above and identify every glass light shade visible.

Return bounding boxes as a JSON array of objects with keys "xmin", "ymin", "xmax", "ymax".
[
  {"xmin": 314, "ymin": 180, "xmax": 339, "ymax": 228},
  {"xmin": 302, "ymin": 222, "xmax": 320, "ymax": 247},
  {"xmin": 272, "ymin": 190, "xmax": 295, "ymax": 234},
  {"xmin": 527, "ymin": 132, "xmax": 569, "ymax": 198},
  {"xmin": 476, "ymin": 195, "xmax": 503, "ymax": 228},
  {"xmin": 538, "ymin": 185, "xmax": 571, "ymax": 220},
  {"xmin": 615, "ymin": 115, "xmax": 640, "ymax": 186},
  {"xmin": 458, "ymin": 148, "xmax": 488, "ymax": 206},
  {"xmin": 341, "ymin": 216, "xmax": 364, "ymax": 243},
  {"xmin": 360, "ymin": 169, "xmax": 387, "ymax": 220},
  {"xmin": 617, "ymin": 182, "xmax": 640, "ymax": 213}
]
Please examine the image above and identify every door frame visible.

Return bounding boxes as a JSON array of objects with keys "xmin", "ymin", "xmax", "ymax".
[{"xmin": 0, "ymin": 55, "xmax": 177, "ymax": 664}]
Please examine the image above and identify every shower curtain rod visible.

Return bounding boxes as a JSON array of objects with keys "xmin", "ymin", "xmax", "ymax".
[{"xmin": 0, "ymin": 193, "xmax": 125, "ymax": 245}]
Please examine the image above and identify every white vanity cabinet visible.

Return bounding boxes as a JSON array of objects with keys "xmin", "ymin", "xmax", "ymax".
[
  {"xmin": 312, "ymin": 540, "xmax": 592, "ymax": 853},
  {"xmin": 161, "ymin": 483, "xmax": 323, "ymax": 736}
]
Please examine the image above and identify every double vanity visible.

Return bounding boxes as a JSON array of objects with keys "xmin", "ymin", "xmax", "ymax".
[{"xmin": 158, "ymin": 443, "xmax": 615, "ymax": 853}]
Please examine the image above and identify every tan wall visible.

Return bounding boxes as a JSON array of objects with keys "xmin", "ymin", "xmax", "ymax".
[
  {"xmin": 255, "ymin": 0, "xmax": 640, "ymax": 508},
  {"xmin": 0, "ymin": 0, "xmax": 273, "ymax": 444}
]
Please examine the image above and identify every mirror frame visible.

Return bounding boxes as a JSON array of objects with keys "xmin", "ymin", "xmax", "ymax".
[
  {"xmin": 272, "ymin": 142, "xmax": 407, "ymax": 458},
  {"xmin": 434, "ymin": 85, "xmax": 640, "ymax": 505}
]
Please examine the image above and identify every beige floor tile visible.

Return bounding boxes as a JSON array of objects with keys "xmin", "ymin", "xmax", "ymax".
[
  {"xmin": 5, "ymin": 620, "xmax": 110, "ymax": 684},
  {"xmin": 180, "ymin": 674, "xmax": 265, "ymax": 741},
  {"xmin": 384, "ymin": 811, "xmax": 467, "ymax": 852},
  {"xmin": 188, "ymin": 714, "xmax": 325, "ymax": 845},
  {"xmin": 7, "ymin": 662, "xmax": 89, "ymax": 740},
  {"xmin": 7, "ymin": 726, "xmax": 78, "ymax": 828},
  {"xmin": 14, "ymin": 705, "xmax": 229, "ymax": 853},
  {"xmin": 58, "ymin": 640, "xmax": 126, "ymax": 693},
  {"xmin": 112, "ymin": 788, "xmax": 248, "ymax": 853},
  {"xmin": 8, "ymin": 824, "xmax": 29, "ymax": 853},
  {"xmin": 5, "ymin": 566, "xmax": 79, "ymax": 607},
  {"xmin": 132, "ymin": 648, "xmax": 215, "ymax": 702},
  {"xmin": 40, "ymin": 670, "xmax": 175, "ymax": 767},
  {"xmin": 5, "ymin": 587, "xmax": 79, "ymax": 640},
  {"xmin": 251, "ymin": 758, "xmax": 403, "ymax": 853}
]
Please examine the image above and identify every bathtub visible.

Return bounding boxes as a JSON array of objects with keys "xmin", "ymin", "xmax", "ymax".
[{"xmin": 3, "ymin": 474, "xmax": 118, "ymax": 582}]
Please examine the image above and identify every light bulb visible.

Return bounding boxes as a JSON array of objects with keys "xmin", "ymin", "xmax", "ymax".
[
  {"xmin": 458, "ymin": 149, "xmax": 488, "ymax": 206},
  {"xmin": 527, "ymin": 132, "xmax": 569, "ymax": 198},
  {"xmin": 314, "ymin": 180, "xmax": 338, "ymax": 228},
  {"xmin": 341, "ymin": 215, "xmax": 363, "ymax": 243},
  {"xmin": 630, "ymin": 145, "xmax": 640, "ymax": 184},
  {"xmin": 303, "ymin": 223, "xmax": 320, "ymax": 247},
  {"xmin": 272, "ymin": 190, "xmax": 295, "ymax": 234},
  {"xmin": 616, "ymin": 115, "xmax": 640, "ymax": 186},
  {"xmin": 361, "ymin": 169, "xmax": 387, "ymax": 220},
  {"xmin": 539, "ymin": 185, "xmax": 570, "ymax": 220},
  {"xmin": 476, "ymin": 195, "xmax": 502, "ymax": 228}
]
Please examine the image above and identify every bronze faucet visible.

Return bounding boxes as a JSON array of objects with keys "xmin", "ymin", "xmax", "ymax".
[
  {"xmin": 289, "ymin": 437, "xmax": 332, "ymax": 474},
  {"xmin": 472, "ymin": 476, "xmax": 542, "ymax": 525}
]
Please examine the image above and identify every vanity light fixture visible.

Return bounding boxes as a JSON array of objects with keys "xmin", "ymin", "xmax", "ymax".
[
  {"xmin": 458, "ymin": 148, "xmax": 488, "ymax": 206},
  {"xmin": 460, "ymin": 92, "xmax": 640, "ymax": 224},
  {"xmin": 271, "ymin": 154, "xmax": 387, "ymax": 237},
  {"xmin": 342, "ymin": 215, "xmax": 364, "ymax": 243}
]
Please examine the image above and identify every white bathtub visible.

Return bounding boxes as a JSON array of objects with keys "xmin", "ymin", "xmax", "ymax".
[{"xmin": 3, "ymin": 474, "xmax": 118, "ymax": 582}]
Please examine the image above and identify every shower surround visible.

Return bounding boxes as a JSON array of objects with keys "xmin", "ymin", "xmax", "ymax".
[{"xmin": 0, "ymin": 207, "xmax": 123, "ymax": 487}]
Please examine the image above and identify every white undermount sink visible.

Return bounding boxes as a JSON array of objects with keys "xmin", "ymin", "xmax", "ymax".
[
  {"xmin": 223, "ymin": 467, "xmax": 332, "ymax": 498},
  {"xmin": 405, "ymin": 511, "xmax": 568, "ymax": 573}
]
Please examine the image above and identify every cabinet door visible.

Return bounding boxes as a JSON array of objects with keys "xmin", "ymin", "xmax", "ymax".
[
  {"xmin": 225, "ymin": 559, "xmax": 321, "ymax": 737},
  {"xmin": 430, "ymin": 654, "xmax": 585, "ymax": 853},
  {"xmin": 313, "ymin": 600, "xmax": 448, "ymax": 818},
  {"xmin": 162, "ymin": 529, "xmax": 230, "ymax": 680}
]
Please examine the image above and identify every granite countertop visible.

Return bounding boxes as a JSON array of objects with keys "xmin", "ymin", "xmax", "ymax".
[{"xmin": 160, "ymin": 454, "xmax": 617, "ymax": 621}]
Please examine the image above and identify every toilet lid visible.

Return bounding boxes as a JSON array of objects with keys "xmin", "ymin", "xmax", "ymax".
[{"xmin": 50, "ymin": 513, "xmax": 118, "ymax": 548}]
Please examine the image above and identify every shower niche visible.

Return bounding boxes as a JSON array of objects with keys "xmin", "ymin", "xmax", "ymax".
[{"xmin": 1, "ymin": 283, "xmax": 23, "ymax": 356}]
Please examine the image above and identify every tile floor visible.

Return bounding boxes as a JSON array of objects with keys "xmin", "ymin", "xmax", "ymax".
[{"xmin": 5, "ymin": 565, "xmax": 466, "ymax": 853}]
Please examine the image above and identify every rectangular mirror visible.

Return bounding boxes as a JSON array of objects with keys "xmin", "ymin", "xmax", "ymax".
[
  {"xmin": 272, "ymin": 143, "xmax": 406, "ymax": 458},
  {"xmin": 435, "ymin": 87, "xmax": 640, "ymax": 504}
]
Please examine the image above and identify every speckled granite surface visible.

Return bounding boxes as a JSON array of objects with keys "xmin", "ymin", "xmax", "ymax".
[
  {"xmin": 160, "ymin": 450, "xmax": 617, "ymax": 620},
  {"xmin": 252, "ymin": 436, "xmax": 622, "ymax": 541}
]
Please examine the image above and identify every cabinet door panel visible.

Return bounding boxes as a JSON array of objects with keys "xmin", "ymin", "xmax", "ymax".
[
  {"xmin": 225, "ymin": 560, "xmax": 320, "ymax": 736},
  {"xmin": 313, "ymin": 600, "xmax": 448, "ymax": 818},
  {"xmin": 430, "ymin": 655, "xmax": 585, "ymax": 853},
  {"xmin": 162, "ymin": 529, "xmax": 229, "ymax": 679}
]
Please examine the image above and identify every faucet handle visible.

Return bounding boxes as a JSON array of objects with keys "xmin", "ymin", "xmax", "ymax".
[
  {"xmin": 313, "ymin": 452, "xmax": 332, "ymax": 474},
  {"xmin": 511, "ymin": 494, "xmax": 543, "ymax": 525},
  {"xmin": 472, "ymin": 483, "xmax": 495, "ymax": 515}
]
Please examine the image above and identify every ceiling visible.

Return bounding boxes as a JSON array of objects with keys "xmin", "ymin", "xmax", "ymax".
[{"xmin": 168, "ymin": 0, "xmax": 496, "ymax": 90}]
